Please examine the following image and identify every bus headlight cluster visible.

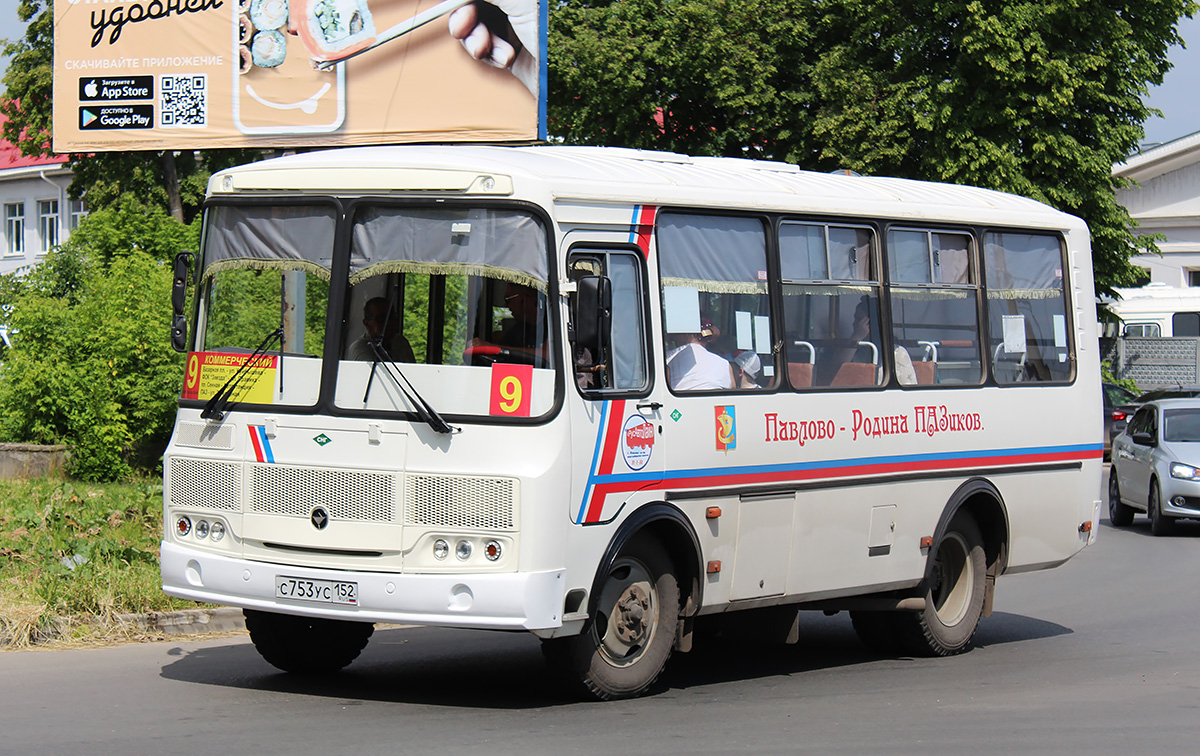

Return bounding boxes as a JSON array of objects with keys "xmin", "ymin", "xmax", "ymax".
[
  {"xmin": 175, "ymin": 515, "xmax": 226, "ymax": 543},
  {"xmin": 430, "ymin": 537, "xmax": 505, "ymax": 563}
]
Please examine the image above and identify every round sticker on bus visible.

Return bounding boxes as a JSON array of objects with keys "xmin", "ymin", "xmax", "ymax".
[{"xmin": 621, "ymin": 414, "xmax": 656, "ymax": 470}]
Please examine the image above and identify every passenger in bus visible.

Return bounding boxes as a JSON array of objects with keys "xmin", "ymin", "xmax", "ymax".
[
  {"xmin": 666, "ymin": 323, "xmax": 735, "ymax": 390},
  {"xmin": 347, "ymin": 297, "xmax": 416, "ymax": 363},
  {"xmin": 732, "ymin": 350, "xmax": 764, "ymax": 389},
  {"xmin": 830, "ymin": 299, "xmax": 916, "ymax": 386}
]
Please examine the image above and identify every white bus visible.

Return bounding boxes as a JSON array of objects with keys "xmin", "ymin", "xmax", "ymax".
[
  {"xmin": 162, "ymin": 146, "xmax": 1103, "ymax": 700},
  {"xmin": 1103, "ymin": 283, "xmax": 1200, "ymax": 337}
]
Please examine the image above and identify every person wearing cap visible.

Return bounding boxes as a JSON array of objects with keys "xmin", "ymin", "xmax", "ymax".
[
  {"xmin": 666, "ymin": 322, "xmax": 734, "ymax": 391},
  {"xmin": 732, "ymin": 350, "xmax": 763, "ymax": 389}
]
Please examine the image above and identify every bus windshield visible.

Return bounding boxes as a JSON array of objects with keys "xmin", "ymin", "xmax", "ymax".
[{"xmin": 193, "ymin": 202, "xmax": 557, "ymax": 420}]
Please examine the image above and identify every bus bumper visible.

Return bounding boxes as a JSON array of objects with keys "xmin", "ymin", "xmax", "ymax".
[{"xmin": 160, "ymin": 541, "xmax": 566, "ymax": 631}]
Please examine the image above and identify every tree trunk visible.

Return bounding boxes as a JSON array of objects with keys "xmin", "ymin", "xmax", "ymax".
[{"xmin": 160, "ymin": 151, "xmax": 184, "ymax": 223}]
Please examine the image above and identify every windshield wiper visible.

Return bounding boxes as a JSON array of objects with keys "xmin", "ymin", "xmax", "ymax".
[
  {"xmin": 201, "ymin": 327, "xmax": 283, "ymax": 421},
  {"xmin": 362, "ymin": 340, "xmax": 459, "ymax": 435}
]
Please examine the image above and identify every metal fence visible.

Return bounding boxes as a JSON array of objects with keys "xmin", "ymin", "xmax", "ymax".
[{"xmin": 1103, "ymin": 336, "xmax": 1200, "ymax": 389}]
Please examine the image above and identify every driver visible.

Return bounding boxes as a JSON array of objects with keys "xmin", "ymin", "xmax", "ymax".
[
  {"xmin": 468, "ymin": 282, "xmax": 548, "ymax": 363},
  {"xmin": 347, "ymin": 297, "xmax": 416, "ymax": 363}
]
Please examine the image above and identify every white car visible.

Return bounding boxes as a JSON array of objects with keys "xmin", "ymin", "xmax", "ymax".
[{"xmin": 1110, "ymin": 397, "xmax": 1200, "ymax": 535}]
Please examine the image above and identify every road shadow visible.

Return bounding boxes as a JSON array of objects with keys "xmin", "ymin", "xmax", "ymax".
[
  {"xmin": 1101, "ymin": 516, "xmax": 1200, "ymax": 538},
  {"xmin": 159, "ymin": 608, "xmax": 1071, "ymax": 707}
]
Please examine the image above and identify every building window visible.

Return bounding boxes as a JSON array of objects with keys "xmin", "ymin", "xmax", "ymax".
[
  {"xmin": 68, "ymin": 199, "xmax": 87, "ymax": 230},
  {"xmin": 38, "ymin": 200, "xmax": 60, "ymax": 254},
  {"xmin": 1131, "ymin": 267, "xmax": 1151, "ymax": 287},
  {"xmin": 4, "ymin": 203, "xmax": 24, "ymax": 256},
  {"xmin": 1188, "ymin": 269, "xmax": 1200, "ymax": 287}
]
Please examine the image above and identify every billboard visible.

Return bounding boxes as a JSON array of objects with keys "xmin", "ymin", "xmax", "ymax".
[{"xmin": 52, "ymin": 0, "xmax": 545, "ymax": 152}]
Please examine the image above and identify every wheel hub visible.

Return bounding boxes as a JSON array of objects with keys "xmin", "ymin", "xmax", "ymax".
[{"xmin": 614, "ymin": 584, "xmax": 651, "ymax": 644}]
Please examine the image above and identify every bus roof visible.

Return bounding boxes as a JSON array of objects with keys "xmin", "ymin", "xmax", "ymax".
[{"xmin": 208, "ymin": 145, "xmax": 1084, "ymax": 231}]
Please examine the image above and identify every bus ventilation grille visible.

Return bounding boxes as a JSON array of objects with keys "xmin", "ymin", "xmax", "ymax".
[
  {"xmin": 249, "ymin": 465, "xmax": 395, "ymax": 523},
  {"xmin": 172, "ymin": 421, "xmax": 235, "ymax": 450},
  {"xmin": 168, "ymin": 458, "xmax": 241, "ymax": 512},
  {"xmin": 404, "ymin": 474, "xmax": 517, "ymax": 530}
]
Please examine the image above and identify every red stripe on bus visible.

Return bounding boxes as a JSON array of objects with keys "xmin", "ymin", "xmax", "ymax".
[
  {"xmin": 634, "ymin": 206, "xmax": 657, "ymax": 255},
  {"xmin": 248, "ymin": 426, "xmax": 265, "ymax": 463}
]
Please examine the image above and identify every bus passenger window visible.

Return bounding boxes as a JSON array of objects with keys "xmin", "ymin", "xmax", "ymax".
[
  {"xmin": 780, "ymin": 222, "xmax": 884, "ymax": 389},
  {"xmin": 658, "ymin": 213, "xmax": 773, "ymax": 392},
  {"xmin": 984, "ymin": 232, "xmax": 1071, "ymax": 383},
  {"xmin": 887, "ymin": 229, "xmax": 983, "ymax": 386}
]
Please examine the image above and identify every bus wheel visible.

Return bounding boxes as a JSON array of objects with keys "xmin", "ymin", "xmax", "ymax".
[
  {"xmin": 243, "ymin": 609, "xmax": 374, "ymax": 674},
  {"xmin": 1108, "ymin": 470, "xmax": 1134, "ymax": 527},
  {"xmin": 897, "ymin": 512, "xmax": 986, "ymax": 657},
  {"xmin": 563, "ymin": 536, "xmax": 680, "ymax": 700}
]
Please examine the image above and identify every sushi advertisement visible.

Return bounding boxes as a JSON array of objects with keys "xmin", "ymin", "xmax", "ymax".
[{"xmin": 52, "ymin": 0, "xmax": 544, "ymax": 152}]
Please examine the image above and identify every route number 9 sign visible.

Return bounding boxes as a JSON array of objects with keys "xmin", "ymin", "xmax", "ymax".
[{"xmin": 489, "ymin": 364, "xmax": 533, "ymax": 417}]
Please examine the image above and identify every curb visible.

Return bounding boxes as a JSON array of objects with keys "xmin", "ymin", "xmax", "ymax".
[{"xmin": 116, "ymin": 607, "xmax": 246, "ymax": 635}]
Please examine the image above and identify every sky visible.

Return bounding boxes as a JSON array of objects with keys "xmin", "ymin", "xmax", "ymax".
[{"xmin": 0, "ymin": 3, "xmax": 1198, "ymax": 147}]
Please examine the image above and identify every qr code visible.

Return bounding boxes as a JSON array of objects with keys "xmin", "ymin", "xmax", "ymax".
[{"xmin": 160, "ymin": 75, "xmax": 207, "ymax": 128}]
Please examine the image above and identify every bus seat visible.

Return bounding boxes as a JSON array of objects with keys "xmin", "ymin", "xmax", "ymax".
[
  {"xmin": 788, "ymin": 362, "xmax": 813, "ymax": 387},
  {"xmin": 831, "ymin": 362, "xmax": 877, "ymax": 387},
  {"xmin": 912, "ymin": 361, "xmax": 936, "ymax": 385}
]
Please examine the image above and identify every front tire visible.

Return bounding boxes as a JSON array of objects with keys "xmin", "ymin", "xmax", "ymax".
[
  {"xmin": 553, "ymin": 535, "xmax": 680, "ymax": 700},
  {"xmin": 244, "ymin": 609, "xmax": 374, "ymax": 674},
  {"xmin": 895, "ymin": 511, "xmax": 987, "ymax": 657},
  {"xmin": 1109, "ymin": 470, "xmax": 1135, "ymax": 527},
  {"xmin": 1149, "ymin": 481, "xmax": 1176, "ymax": 537}
]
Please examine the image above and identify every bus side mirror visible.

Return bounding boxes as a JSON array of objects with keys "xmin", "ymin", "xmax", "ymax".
[
  {"xmin": 574, "ymin": 275, "xmax": 612, "ymax": 357},
  {"xmin": 172, "ymin": 251, "xmax": 194, "ymax": 353}
]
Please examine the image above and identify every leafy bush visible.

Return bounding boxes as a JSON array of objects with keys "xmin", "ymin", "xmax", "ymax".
[{"xmin": 0, "ymin": 201, "xmax": 194, "ymax": 480}]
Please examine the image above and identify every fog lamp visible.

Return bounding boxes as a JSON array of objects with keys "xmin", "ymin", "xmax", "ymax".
[
  {"xmin": 176, "ymin": 516, "xmax": 192, "ymax": 537},
  {"xmin": 455, "ymin": 540, "xmax": 473, "ymax": 560},
  {"xmin": 484, "ymin": 540, "xmax": 502, "ymax": 561},
  {"xmin": 433, "ymin": 539, "xmax": 449, "ymax": 560}
]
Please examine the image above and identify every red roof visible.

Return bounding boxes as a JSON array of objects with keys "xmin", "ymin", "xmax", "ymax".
[{"xmin": 0, "ymin": 113, "xmax": 68, "ymax": 170}]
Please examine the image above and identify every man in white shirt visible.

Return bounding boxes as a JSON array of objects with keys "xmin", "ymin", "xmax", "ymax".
[{"xmin": 666, "ymin": 324, "xmax": 734, "ymax": 390}]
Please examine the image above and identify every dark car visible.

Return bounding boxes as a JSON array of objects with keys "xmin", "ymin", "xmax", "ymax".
[
  {"xmin": 1108, "ymin": 385, "xmax": 1200, "ymax": 454},
  {"xmin": 1104, "ymin": 383, "xmax": 1138, "ymax": 459}
]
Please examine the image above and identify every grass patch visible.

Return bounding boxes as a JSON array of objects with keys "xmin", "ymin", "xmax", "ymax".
[{"xmin": 0, "ymin": 476, "xmax": 198, "ymax": 647}]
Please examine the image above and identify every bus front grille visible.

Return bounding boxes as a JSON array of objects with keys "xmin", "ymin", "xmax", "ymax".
[
  {"xmin": 249, "ymin": 465, "xmax": 395, "ymax": 523},
  {"xmin": 405, "ymin": 474, "xmax": 517, "ymax": 530},
  {"xmin": 168, "ymin": 458, "xmax": 241, "ymax": 512}
]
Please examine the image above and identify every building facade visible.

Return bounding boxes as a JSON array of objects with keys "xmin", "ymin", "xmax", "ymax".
[
  {"xmin": 1114, "ymin": 132, "xmax": 1200, "ymax": 286},
  {"xmin": 0, "ymin": 115, "xmax": 79, "ymax": 278}
]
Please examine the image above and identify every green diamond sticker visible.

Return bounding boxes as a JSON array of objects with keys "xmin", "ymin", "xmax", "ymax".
[
  {"xmin": 313, "ymin": 433, "xmax": 332, "ymax": 446},
  {"xmin": 670, "ymin": 409, "xmax": 682, "ymax": 422}
]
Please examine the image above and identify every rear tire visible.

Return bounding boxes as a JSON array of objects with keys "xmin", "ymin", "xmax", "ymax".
[
  {"xmin": 553, "ymin": 534, "xmax": 680, "ymax": 700},
  {"xmin": 1108, "ymin": 470, "xmax": 1134, "ymax": 527},
  {"xmin": 244, "ymin": 609, "xmax": 374, "ymax": 674},
  {"xmin": 1149, "ymin": 481, "xmax": 1176, "ymax": 537},
  {"xmin": 895, "ymin": 511, "xmax": 987, "ymax": 657}
]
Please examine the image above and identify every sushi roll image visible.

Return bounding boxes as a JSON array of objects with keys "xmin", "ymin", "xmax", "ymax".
[
  {"xmin": 251, "ymin": 30, "xmax": 288, "ymax": 68},
  {"xmin": 238, "ymin": 44, "xmax": 254, "ymax": 74},
  {"xmin": 249, "ymin": 0, "xmax": 289, "ymax": 31},
  {"xmin": 239, "ymin": 13, "xmax": 255, "ymax": 45}
]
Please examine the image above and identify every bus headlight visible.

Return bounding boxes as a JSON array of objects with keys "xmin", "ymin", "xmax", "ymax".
[
  {"xmin": 195, "ymin": 520, "xmax": 210, "ymax": 539},
  {"xmin": 1170, "ymin": 462, "xmax": 1200, "ymax": 480},
  {"xmin": 209, "ymin": 521, "xmax": 226, "ymax": 542},
  {"xmin": 433, "ymin": 539, "xmax": 449, "ymax": 560},
  {"xmin": 455, "ymin": 540, "xmax": 473, "ymax": 560}
]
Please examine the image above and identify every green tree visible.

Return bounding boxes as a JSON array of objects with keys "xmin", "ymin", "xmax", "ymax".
[
  {"xmin": 0, "ymin": 217, "xmax": 185, "ymax": 481},
  {"xmin": 549, "ymin": 0, "xmax": 1196, "ymax": 293}
]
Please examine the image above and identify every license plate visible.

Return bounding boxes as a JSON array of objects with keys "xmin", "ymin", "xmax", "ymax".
[{"xmin": 275, "ymin": 576, "xmax": 358, "ymax": 605}]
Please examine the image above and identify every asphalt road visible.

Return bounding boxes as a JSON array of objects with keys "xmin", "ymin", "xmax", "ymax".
[{"xmin": 2, "ymin": 481, "xmax": 1198, "ymax": 756}]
